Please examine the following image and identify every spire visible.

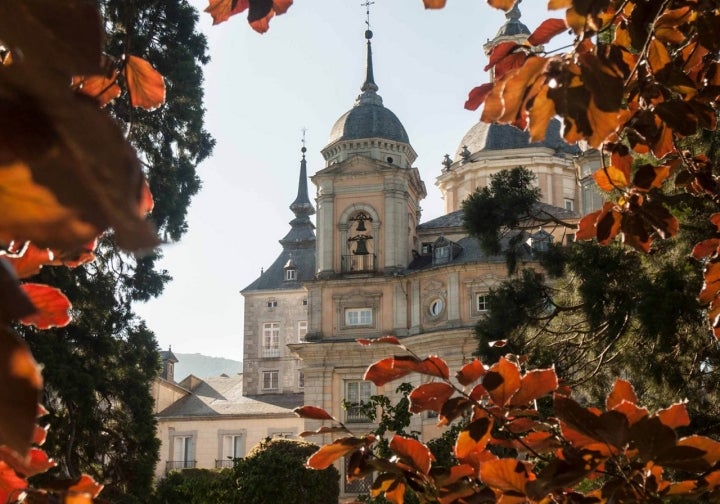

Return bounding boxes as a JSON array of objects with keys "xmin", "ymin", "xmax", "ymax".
[
  {"xmin": 282, "ymin": 141, "xmax": 316, "ymax": 249},
  {"xmin": 357, "ymin": 1, "xmax": 382, "ymax": 106},
  {"xmin": 290, "ymin": 132, "xmax": 314, "ymax": 217}
]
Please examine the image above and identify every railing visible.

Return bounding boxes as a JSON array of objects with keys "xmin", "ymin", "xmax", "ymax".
[
  {"xmin": 165, "ymin": 460, "xmax": 196, "ymax": 473},
  {"xmin": 345, "ymin": 405, "xmax": 369, "ymax": 424},
  {"xmin": 261, "ymin": 347, "xmax": 280, "ymax": 358},
  {"xmin": 215, "ymin": 459, "xmax": 239, "ymax": 469},
  {"xmin": 341, "ymin": 254, "xmax": 376, "ymax": 273}
]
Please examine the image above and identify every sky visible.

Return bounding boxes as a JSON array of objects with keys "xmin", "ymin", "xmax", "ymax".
[{"xmin": 133, "ymin": 0, "xmax": 558, "ymax": 360}]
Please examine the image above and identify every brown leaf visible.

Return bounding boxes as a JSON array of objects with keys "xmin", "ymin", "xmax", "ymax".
[
  {"xmin": 464, "ymin": 83, "xmax": 494, "ymax": 111},
  {"xmin": 18, "ymin": 283, "xmax": 72, "ymax": 329},
  {"xmin": 648, "ymin": 38, "xmax": 672, "ymax": 74},
  {"xmin": 528, "ymin": 19, "xmax": 567, "ymax": 46},
  {"xmin": 390, "ymin": 435, "xmax": 433, "ymax": 475},
  {"xmin": 0, "ymin": 260, "xmax": 36, "ymax": 322},
  {"xmin": 68, "ymin": 474, "xmax": 104, "ymax": 499},
  {"xmin": 409, "ymin": 382, "xmax": 455, "ymax": 414},
  {"xmin": 605, "ymin": 379, "xmax": 637, "ymax": 410},
  {"xmin": 124, "ymin": 56, "xmax": 166, "ymax": 110},
  {"xmin": 693, "ymin": 239, "xmax": 720, "ymax": 260},
  {"xmin": 6, "ymin": 243, "xmax": 53, "ymax": 279},
  {"xmin": 699, "ymin": 262, "xmax": 720, "ymax": 305},
  {"xmin": 509, "ymin": 368, "xmax": 558, "ymax": 406},
  {"xmin": 205, "ymin": 0, "xmax": 248, "ymax": 25},
  {"xmin": 633, "ymin": 164, "xmax": 671, "ymax": 191},
  {"xmin": 456, "ymin": 359, "xmax": 487, "ymax": 386},
  {"xmin": 483, "ymin": 357, "xmax": 521, "ymax": 407},
  {"xmin": 293, "ymin": 406, "xmax": 335, "ymax": 421},
  {"xmin": 576, "ymin": 210, "xmax": 601, "ymax": 241},
  {"xmin": 595, "ymin": 203, "xmax": 622, "ymax": 245},
  {"xmin": 455, "ymin": 415, "xmax": 493, "ymax": 460},
  {"xmin": 528, "ymin": 86, "xmax": 556, "ymax": 142},
  {"xmin": 306, "ymin": 436, "xmax": 367, "ymax": 470},
  {"xmin": 72, "ymin": 72, "xmax": 121, "ymax": 108},
  {"xmin": 423, "ymin": 0, "xmax": 446, "ymax": 7},
  {"xmin": 364, "ymin": 355, "xmax": 449, "ymax": 386},
  {"xmin": 677, "ymin": 435, "xmax": 720, "ymax": 465},
  {"xmin": 0, "ymin": 325, "xmax": 42, "ymax": 456}
]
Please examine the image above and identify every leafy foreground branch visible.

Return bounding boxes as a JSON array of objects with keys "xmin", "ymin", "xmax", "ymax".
[{"xmin": 296, "ymin": 337, "xmax": 720, "ymax": 503}]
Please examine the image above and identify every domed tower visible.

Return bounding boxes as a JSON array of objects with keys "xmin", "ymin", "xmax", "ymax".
[
  {"xmin": 313, "ymin": 28, "xmax": 426, "ymax": 278},
  {"xmin": 436, "ymin": 1, "xmax": 594, "ymax": 216}
]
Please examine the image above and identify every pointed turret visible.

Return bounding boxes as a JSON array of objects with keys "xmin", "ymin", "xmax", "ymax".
[
  {"xmin": 483, "ymin": 0, "xmax": 531, "ymax": 57},
  {"xmin": 284, "ymin": 146, "xmax": 316, "ymax": 248}
]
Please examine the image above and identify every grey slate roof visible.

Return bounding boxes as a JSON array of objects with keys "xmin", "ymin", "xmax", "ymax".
[
  {"xmin": 418, "ymin": 202, "xmax": 579, "ymax": 231},
  {"xmin": 455, "ymin": 118, "xmax": 580, "ymax": 158},
  {"xmin": 494, "ymin": 1, "xmax": 530, "ymax": 38},
  {"xmin": 159, "ymin": 348, "xmax": 178, "ymax": 363},
  {"xmin": 157, "ymin": 374, "xmax": 303, "ymax": 418}
]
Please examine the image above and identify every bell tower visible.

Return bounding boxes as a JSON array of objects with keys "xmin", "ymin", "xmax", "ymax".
[{"xmin": 313, "ymin": 21, "xmax": 426, "ymax": 278}]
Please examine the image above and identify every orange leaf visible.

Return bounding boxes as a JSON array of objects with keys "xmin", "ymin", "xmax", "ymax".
[
  {"xmin": 306, "ymin": 437, "xmax": 366, "ymax": 470},
  {"xmin": 596, "ymin": 203, "xmax": 622, "ymax": 245},
  {"xmin": 455, "ymin": 415, "xmax": 493, "ymax": 461},
  {"xmin": 72, "ymin": 72, "xmax": 121, "ymax": 107},
  {"xmin": 576, "ymin": 210, "xmax": 600, "ymax": 241},
  {"xmin": 456, "ymin": 359, "xmax": 487, "ymax": 386},
  {"xmin": 612, "ymin": 401, "xmax": 648, "ymax": 426},
  {"xmin": 633, "ymin": 164, "xmax": 671, "ymax": 191},
  {"xmin": 514, "ymin": 431, "xmax": 559, "ymax": 453},
  {"xmin": 527, "ymin": 19, "xmax": 567, "ymax": 46},
  {"xmin": 593, "ymin": 165, "xmax": 630, "ymax": 191},
  {"xmin": 205, "ymin": 0, "xmax": 248, "ymax": 25},
  {"xmin": 464, "ymin": 83, "xmax": 494, "ymax": 111},
  {"xmin": 19, "ymin": 284, "xmax": 71, "ymax": 329},
  {"xmin": 711, "ymin": 213, "xmax": 720, "ymax": 232},
  {"xmin": 700, "ymin": 262, "xmax": 720, "ymax": 305},
  {"xmin": 483, "ymin": 357, "xmax": 521, "ymax": 407},
  {"xmin": 487, "ymin": 0, "xmax": 516, "ymax": 11},
  {"xmin": 68, "ymin": 474, "xmax": 104, "ymax": 498},
  {"xmin": 479, "ymin": 458, "xmax": 534, "ymax": 494},
  {"xmin": 677, "ymin": 435, "xmax": 720, "ymax": 465},
  {"xmin": 139, "ymin": 178, "xmax": 154, "ymax": 216},
  {"xmin": 6, "ymin": 244, "xmax": 53, "ymax": 279},
  {"xmin": 364, "ymin": 355, "xmax": 449, "ymax": 386},
  {"xmin": 248, "ymin": 0, "xmax": 293, "ymax": 34},
  {"xmin": 0, "ymin": 461, "xmax": 27, "ymax": 504},
  {"xmin": 390, "ymin": 435, "xmax": 433, "ymax": 475},
  {"xmin": 528, "ymin": 86, "xmax": 556, "ymax": 142},
  {"xmin": 409, "ymin": 382, "xmax": 455, "ymax": 414},
  {"xmin": 0, "ymin": 446, "xmax": 55, "ymax": 477},
  {"xmin": 509, "ymin": 368, "xmax": 558, "ymax": 406},
  {"xmin": 657, "ymin": 402, "xmax": 691, "ymax": 429},
  {"xmin": 423, "ymin": 0, "xmax": 446, "ymax": 7},
  {"xmin": 124, "ymin": 55, "xmax": 166, "ymax": 110},
  {"xmin": 293, "ymin": 406, "xmax": 335, "ymax": 421},
  {"xmin": 0, "ymin": 326, "xmax": 42, "ymax": 456},
  {"xmin": 606, "ymin": 379, "xmax": 637, "ymax": 410}
]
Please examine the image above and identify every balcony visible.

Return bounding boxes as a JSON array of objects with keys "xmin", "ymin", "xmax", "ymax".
[
  {"xmin": 345, "ymin": 404, "xmax": 369, "ymax": 424},
  {"xmin": 261, "ymin": 347, "xmax": 280, "ymax": 358},
  {"xmin": 165, "ymin": 460, "xmax": 196, "ymax": 473},
  {"xmin": 215, "ymin": 459, "xmax": 239, "ymax": 469},
  {"xmin": 341, "ymin": 254, "xmax": 376, "ymax": 273}
]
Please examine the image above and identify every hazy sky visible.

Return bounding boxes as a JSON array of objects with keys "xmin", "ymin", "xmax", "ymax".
[{"xmin": 133, "ymin": 0, "xmax": 560, "ymax": 359}]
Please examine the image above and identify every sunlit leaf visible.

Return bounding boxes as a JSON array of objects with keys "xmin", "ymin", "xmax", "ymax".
[
  {"xmin": 677, "ymin": 435, "xmax": 720, "ymax": 465},
  {"xmin": 528, "ymin": 86, "xmax": 555, "ymax": 142},
  {"xmin": 455, "ymin": 415, "xmax": 493, "ymax": 460},
  {"xmin": 18, "ymin": 284, "xmax": 71, "ymax": 329},
  {"xmin": 390, "ymin": 435, "xmax": 433, "ymax": 475},
  {"xmin": 509, "ymin": 368, "xmax": 558, "ymax": 406},
  {"xmin": 593, "ymin": 165, "xmax": 630, "ymax": 191},
  {"xmin": 72, "ymin": 72, "xmax": 121, "ymax": 107},
  {"xmin": 633, "ymin": 164, "xmax": 671, "ymax": 191},
  {"xmin": 464, "ymin": 83, "xmax": 493, "ymax": 111},
  {"xmin": 576, "ymin": 210, "xmax": 600, "ymax": 241},
  {"xmin": 487, "ymin": 0, "xmax": 516, "ymax": 11},
  {"xmin": 371, "ymin": 474, "xmax": 405, "ymax": 504},
  {"xmin": 293, "ymin": 406, "xmax": 335, "ymax": 421},
  {"xmin": 596, "ymin": 203, "xmax": 622, "ymax": 245},
  {"xmin": 306, "ymin": 437, "xmax": 366, "ymax": 470},
  {"xmin": 5, "ymin": 244, "xmax": 53, "ymax": 279},
  {"xmin": 479, "ymin": 458, "xmax": 534, "ymax": 495},
  {"xmin": 205, "ymin": 0, "xmax": 248, "ymax": 25},
  {"xmin": 456, "ymin": 359, "xmax": 486, "ymax": 386},
  {"xmin": 483, "ymin": 357, "xmax": 521, "ymax": 407},
  {"xmin": 528, "ymin": 19, "xmax": 567, "ymax": 46},
  {"xmin": 648, "ymin": 38, "xmax": 672, "ymax": 74},
  {"xmin": 700, "ymin": 262, "xmax": 720, "ymax": 305},
  {"xmin": 299, "ymin": 426, "xmax": 349, "ymax": 437},
  {"xmin": 364, "ymin": 355, "xmax": 449, "ymax": 386},
  {"xmin": 658, "ymin": 402, "xmax": 691, "ymax": 429},
  {"xmin": 606, "ymin": 379, "xmax": 637, "ymax": 410},
  {"xmin": 423, "ymin": 0, "xmax": 446, "ymax": 7},
  {"xmin": 0, "ymin": 326, "xmax": 42, "ymax": 455},
  {"xmin": 0, "ymin": 461, "xmax": 27, "ymax": 503},
  {"xmin": 514, "ymin": 431, "xmax": 559, "ymax": 454},
  {"xmin": 409, "ymin": 382, "xmax": 455, "ymax": 414},
  {"xmin": 0, "ymin": 446, "xmax": 55, "ymax": 477},
  {"xmin": 124, "ymin": 55, "xmax": 166, "ymax": 110}
]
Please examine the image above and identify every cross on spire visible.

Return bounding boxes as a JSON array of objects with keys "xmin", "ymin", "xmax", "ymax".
[
  {"xmin": 301, "ymin": 127, "xmax": 307, "ymax": 152},
  {"xmin": 361, "ymin": 0, "xmax": 375, "ymax": 30}
]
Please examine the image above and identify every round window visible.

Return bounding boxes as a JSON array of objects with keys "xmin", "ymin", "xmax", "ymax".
[{"xmin": 429, "ymin": 298, "xmax": 444, "ymax": 317}]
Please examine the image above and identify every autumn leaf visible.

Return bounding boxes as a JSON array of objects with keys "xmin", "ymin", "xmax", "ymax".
[
  {"xmin": 509, "ymin": 368, "xmax": 558, "ymax": 406},
  {"xmin": 456, "ymin": 359, "xmax": 486, "ymax": 386},
  {"xmin": 293, "ymin": 406, "xmax": 335, "ymax": 421},
  {"xmin": 0, "ymin": 446, "xmax": 55, "ymax": 477},
  {"xmin": 0, "ymin": 461, "xmax": 27, "ymax": 504},
  {"xmin": 480, "ymin": 458, "xmax": 535, "ymax": 495},
  {"xmin": 658, "ymin": 402, "xmax": 691, "ymax": 429},
  {"xmin": 464, "ymin": 83, "xmax": 494, "ymax": 111},
  {"xmin": 72, "ymin": 72, "xmax": 121, "ymax": 107},
  {"xmin": 527, "ymin": 19, "xmax": 567, "ymax": 46},
  {"xmin": 68, "ymin": 474, "xmax": 104, "ymax": 498},
  {"xmin": 205, "ymin": 0, "xmax": 293, "ymax": 32},
  {"xmin": 455, "ymin": 415, "xmax": 493, "ymax": 460},
  {"xmin": 306, "ymin": 436, "xmax": 367, "ymax": 470},
  {"xmin": 357, "ymin": 335, "xmax": 403, "ymax": 347},
  {"xmin": 423, "ymin": 0, "xmax": 446, "ymax": 8},
  {"xmin": 487, "ymin": 0, "xmax": 517, "ymax": 11},
  {"xmin": 482, "ymin": 357, "xmax": 521, "ymax": 407},
  {"xmin": 390, "ymin": 435, "xmax": 433, "ymax": 475},
  {"xmin": 409, "ymin": 382, "xmax": 455, "ymax": 414},
  {"xmin": 5, "ymin": 243, "xmax": 53, "ymax": 279},
  {"xmin": 605, "ymin": 379, "xmax": 638, "ymax": 410},
  {"xmin": 0, "ymin": 326, "xmax": 42, "ymax": 456},
  {"xmin": 124, "ymin": 55, "xmax": 166, "ymax": 110},
  {"xmin": 19, "ymin": 284, "xmax": 71, "ymax": 329},
  {"xmin": 364, "ymin": 355, "xmax": 450, "ymax": 386},
  {"xmin": 593, "ymin": 165, "xmax": 630, "ymax": 192}
]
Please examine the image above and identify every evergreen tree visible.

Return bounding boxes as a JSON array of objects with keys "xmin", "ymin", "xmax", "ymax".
[{"xmin": 21, "ymin": 1, "xmax": 214, "ymax": 501}]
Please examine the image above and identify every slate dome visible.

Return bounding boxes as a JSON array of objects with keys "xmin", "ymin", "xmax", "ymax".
[
  {"xmin": 328, "ymin": 102, "xmax": 409, "ymax": 144},
  {"xmin": 455, "ymin": 118, "xmax": 580, "ymax": 158}
]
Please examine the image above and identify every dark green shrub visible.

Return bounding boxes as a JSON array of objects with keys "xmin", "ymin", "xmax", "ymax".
[
  {"xmin": 234, "ymin": 438, "xmax": 339, "ymax": 504},
  {"xmin": 151, "ymin": 468, "xmax": 235, "ymax": 503}
]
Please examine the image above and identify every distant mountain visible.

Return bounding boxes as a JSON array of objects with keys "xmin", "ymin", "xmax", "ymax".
[{"xmin": 174, "ymin": 353, "xmax": 242, "ymax": 380}]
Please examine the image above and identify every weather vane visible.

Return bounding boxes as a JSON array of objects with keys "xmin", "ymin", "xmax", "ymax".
[
  {"xmin": 301, "ymin": 127, "xmax": 307, "ymax": 149},
  {"xmin": 361, "ymin": 0, "xmax": 375, "ymax": 30}
]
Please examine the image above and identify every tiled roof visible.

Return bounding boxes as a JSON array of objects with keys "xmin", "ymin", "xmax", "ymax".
[{"xmin": 157, "ymin": 374, "xmax": 303, "ymax": 418}]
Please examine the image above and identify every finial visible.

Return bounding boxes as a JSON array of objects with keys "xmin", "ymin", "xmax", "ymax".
[
  {"xmin": 442, "ymin": 154, "xmax": 453, "ymax": 172},
  {"xmin": 362, "ymin": 0, "xmax": 375, "ymax": 31},
  {"xmin": 360, "ymin": 0, "xmax": 379, "ymax": 96},
  {"xmin": 507, "ymin": 0, "xmax": 521, "ymax": 20},
  {"xmin": 301, "ymin": 127, "xmax": 307, "ymax": 158}
]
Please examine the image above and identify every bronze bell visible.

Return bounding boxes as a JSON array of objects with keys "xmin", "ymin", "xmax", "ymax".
[
  {"xmin": 353, "ymin": 237, "xmax": 370, "ymax": 255},
  {"xmin": 356, "ymin": 218, "xmax": 367, "ymax": 232}
]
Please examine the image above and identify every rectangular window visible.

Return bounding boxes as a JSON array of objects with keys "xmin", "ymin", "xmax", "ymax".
[
  {"xmin": 170, "ymin": 435, "xmax": 195, "ymax": 471},
  {"xmin": 298, "ymin": 371, "xmax": 305, "ymax": 389},
  {"xmin": 285, "ymin": 269, "xmax": 297, "ymax": 281},
  {"xmin": 262, "ymin": 370, "xmax": 279, "ymax": 391},
  {"xmin": 345, "ymin": 381, "xmax": 372, "ymax": 423},
  {"xmin": 297, "ymin": 321, "xmax": 308, "ymax": 342},
  {"xmin": 267, "ymin": 299, "xmax": 277, "ymax": 308},
  {"xmin": 262, "ymin": 323, "xmax": 280, "ymax": 357},
  {"xmin": 345, "ymin": 308, "xmax": 372, "ymax": 326},
  {"xmin": 476, "ymin": 294, "xmax": 489, "ymax": 312},
  {"xmin": 222, "ymin": 434, "xmax": 244, "ymax": 459},
  {"xmin": 564, "ymin": 198, "xmax": 574, "ymax": 211}
]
